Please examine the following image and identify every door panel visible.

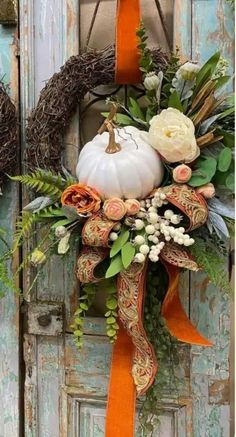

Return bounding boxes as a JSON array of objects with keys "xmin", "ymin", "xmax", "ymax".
[{"xmin": 0, "ymin": 18, "xmax": 19, "ymax": 437}]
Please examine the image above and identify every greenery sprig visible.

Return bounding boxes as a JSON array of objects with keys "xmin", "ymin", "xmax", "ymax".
[{"xmin": 139, "ymin": 262, "xmax": 182, "ymax": 435}]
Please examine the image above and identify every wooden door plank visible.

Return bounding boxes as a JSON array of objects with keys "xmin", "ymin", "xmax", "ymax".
[
  {"xmin": 0, "ymin": 23, "xmax": 20, "ymax": 437},
  {"xmin": 19, "ymin": 1, "xmax": 80, "ymax": 436},
  {"xmin": 174, "ymin": 1, "xmax": 234, "ymax": 435}
]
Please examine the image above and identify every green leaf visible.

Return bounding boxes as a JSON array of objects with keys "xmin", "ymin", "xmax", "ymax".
[
  {"xmin": 110, "ymin": 229, "xmax": 130, "ymax": 257},
  {"xmin": 217, "ymin": 106, "xmax": 235, "ymax": 120},
  {"xmin": 80, "ymin": 302, "xmax": 88, "ymax": 311},
  {"xmin": 218, "ymin": 147, "xmax": 232, "ymax": 172},
  {"xmin": 51, "ymin": 218, "xmax": 75, "ymax": 229},
  {"xmin": 214, "ymin": 75, "xmax": 231, "ymax": 90},
  {"xmin": 105, "ymin": 311, "xmax": 112, "ymax": 317},
  {"xmin": 105, "ymin": 254, "xmax": 124, "ymax": 278},
  {"xmin": 74, "ymin": 330, "xmax": 83, "ymax": 337},
  {"xmin": 121, "ymin": 242, "xmax": 135, "ymax": 269},
  {"xmin": 188, "ymin": 157, "xmax": 217, "ymax": 187},
  {"xmin": 107, "ymin": 329, "xmax": 117, "ymax": 337},
  {"xmin": 193, "ymin": 52, "xmax": 221, "ymax": 95},
  {"xmin": 107, "ymin": 316, "xmax": 116, "ymax": 324},
  {"xmin": 226, "ymin": 173, "xmax": 235, "ymax": 190},
  {"xmin": 106, "ymin": 298, "xmax": 118, "ymax": 310},
  {"xmin": 168, "ymin": 91, "xmax": 183, "ymax": 112},
  {"xmin": 129, "ymin": 97, "xmax": 145, "ymax": 121},
  {"xmin": 216, "ymin": 129, "xmax": 235, "ymax": 148},
  {"xmin": 101, "ymin": 112, "xmax": 135, "ymax": 126}
]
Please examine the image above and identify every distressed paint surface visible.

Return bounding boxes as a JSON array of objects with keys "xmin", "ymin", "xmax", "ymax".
[
  {"xmin": 0, "ymin": 23, "xmax": 19, "ymax": 437},
  {"xmin": 175, "ymin": 1, "xmax": 234, "ymax": 436}
]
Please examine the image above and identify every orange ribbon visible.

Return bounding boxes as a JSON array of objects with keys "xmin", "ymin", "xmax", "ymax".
[
  {"xmin": 161, "ymin": 262, "xmax": 213, "ymax": 346},
  {"xmin": 105, "ymin": 322, "xmax": 136, "ymax": 437},
  {"xmin": 115, "ymin": 0, "xmax": 142, "ymax": 84}
]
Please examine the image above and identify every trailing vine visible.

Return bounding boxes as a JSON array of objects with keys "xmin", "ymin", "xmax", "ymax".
[{"xmin": 139, "ymin": 262, "xmax": 181, "ymax": 435}]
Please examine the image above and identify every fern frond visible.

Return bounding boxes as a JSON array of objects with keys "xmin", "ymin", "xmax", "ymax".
[
  {"xmin": 10, "ymin": 169, "xmax": 72, "ymax": 199},
  {"xmin": 13, "ymin": 212, "xmax": 35, "ymax": 251},
  {"xmin": 13, "ymin": 205, "xmax": 66, "ymax": 251}
]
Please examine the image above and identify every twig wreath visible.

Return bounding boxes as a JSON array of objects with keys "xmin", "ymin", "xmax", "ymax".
[
  {"xmin": 25, "ymin": 46, "xmax": 168, "ymax": 171},
  {"xmin": 0, "ymin": 81, "xmax": 17, "ymax": 185}
]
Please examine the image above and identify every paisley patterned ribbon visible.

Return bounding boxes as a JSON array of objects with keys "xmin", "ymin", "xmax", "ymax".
[{"xmin": 76, "ymin": 184, "xmax": 211, "ymax": 437}]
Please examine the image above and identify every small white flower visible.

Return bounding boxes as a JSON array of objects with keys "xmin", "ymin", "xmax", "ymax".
[
  {"xmin": 145, "ymin": 225, "xmax": 155, "ymax": 234},
  {"xmin": 184, "ymin": 240, "xmax": 191, "ymax": 246},
  {"xmin": 139, "ymin": 244, "xmax": 150, "ymax": 255},
  {"xmin": 113, "ymin": 223, "xmax": 121, "ymax": 231},
  {"xmin": 134, "ymin": 235, "xmax": 145, "ymax": 245},
  {"xmin": 135, "ymin": 253, "xmax": 146, "ymax": 263},
  {"xmin": 137, "ymin": 211, "xmax": 146, "ymax": 218},
  {"xmin": 170, "ymin": 214, "xmax": 182, "ymax": 225},
  {"xmin": 164, "ymin": 209, "xmax": 174, "ymax": 220},
  {"xmin": 144, "ymin": 72, "xmax": 160, "ymax": 90},
  {"xmin": 135, "ymin": 219, "xmax": 145, "ymax": 230},
  {"xmin": 148, "ymin": 212, "xmax": 159, "ymax": 224},
  {"xmin": 110, "ymin": 232, "xmax": 118, "ymax": 241},
  {"xmin": 160, "ymin": 193, "xmax": 166, "ymax": 200}
]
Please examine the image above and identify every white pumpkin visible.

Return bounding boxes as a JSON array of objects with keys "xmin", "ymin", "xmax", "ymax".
[{"xmin": 76, "ymin": 126, "xmax": 163, "ymax": 199}]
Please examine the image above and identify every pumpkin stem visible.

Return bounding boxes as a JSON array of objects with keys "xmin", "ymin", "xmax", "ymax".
[
  {"xmin": 98, "ymin": 103, "xmax": 121, "ymax": 154},
  {"xmin": 104, "ymin": 121, "xmax": 121, "ymax": 154}
]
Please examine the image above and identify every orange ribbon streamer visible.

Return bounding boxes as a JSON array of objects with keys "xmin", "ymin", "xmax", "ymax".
[
  {"xmin": 161, "ymin": 262, "xmax": 213, "ymax": 346},
  {"xmin": 105, "ymin": 322, "xmax": 136, "ymax": 437},
  {"xmin": 115, "ymin": 0, "xmax": 142, "ymax": 84}
]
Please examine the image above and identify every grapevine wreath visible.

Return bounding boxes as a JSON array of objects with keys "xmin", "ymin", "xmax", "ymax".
[
  {"xmin": 0, "ymin": 81, "xmax": 18, "ymax": 188},
  {"xmin": 10, "ymin": 2, "xmax": 235, "ymax": 436}
]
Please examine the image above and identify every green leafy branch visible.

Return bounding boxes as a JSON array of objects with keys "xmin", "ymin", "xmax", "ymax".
[
  {"xmin": 10, "ymin": 168, "xmax": 76, "ymax": 199},
  {"xmin": 189, "ymin": 235, "xmax": 232, "ymax": 294},
  {"xmin": 72, "ymin": 284, "xmax": 97, "ymax": 349},
  {"xmin": 104, "ymin": 280, "xmax": 119, "ymax": 343}
]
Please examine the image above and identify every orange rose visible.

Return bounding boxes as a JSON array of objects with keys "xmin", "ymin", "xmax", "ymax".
[
  {"xmin": 196, "ymin": 183, "xmax": 215, "ymax": 199},
  {"xmin": 173, "ymin": 164, "xmax": 192, "ymax": 183},
  {"xmin": 125, "ymin": 199, "xmax": 140, "ymax": 216},
  {"xmin": 61, "ymin": 183, "xmax": 101, "ymax": 215},
  {"xmin": 103, "ymin": 198, "xmax": 127, "ymax": 221}
]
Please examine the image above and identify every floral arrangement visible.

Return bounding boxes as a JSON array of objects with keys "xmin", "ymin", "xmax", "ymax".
[{"xmin": 7, "ymin": 26, "xmax": 234, "ymax": 434}]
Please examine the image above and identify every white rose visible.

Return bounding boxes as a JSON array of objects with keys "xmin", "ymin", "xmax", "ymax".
[{"xmin": 148, "ymin": 108, "xmax": 200, "ymax": 163}]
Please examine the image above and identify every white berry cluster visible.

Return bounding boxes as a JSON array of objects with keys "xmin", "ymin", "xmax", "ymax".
[{"xmin": 133, "ymin": 191, "xmax": 195, "ymax": 264}]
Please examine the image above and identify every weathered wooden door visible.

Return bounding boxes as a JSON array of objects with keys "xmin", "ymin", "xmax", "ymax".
[{"xmin": 0, "ymin": 0, "xmax": 234, "ymax": 436}]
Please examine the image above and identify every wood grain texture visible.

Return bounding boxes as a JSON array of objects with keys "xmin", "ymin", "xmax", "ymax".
[
  {"xmin": 175, "ymin": 1, "xmax": 234, "ymax": 436},
  {"xmin": 0, "ymin": 23, "xmax": 19, "ymax": 437},
  {"xmin": 19, "ymin": 1, "xmax": 80, "ymax": 435}
]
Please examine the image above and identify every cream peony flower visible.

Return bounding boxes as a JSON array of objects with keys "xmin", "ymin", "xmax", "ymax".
[{"xmin": 148, "ymin": 108, "xmax": 200, "ymax": 163}]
